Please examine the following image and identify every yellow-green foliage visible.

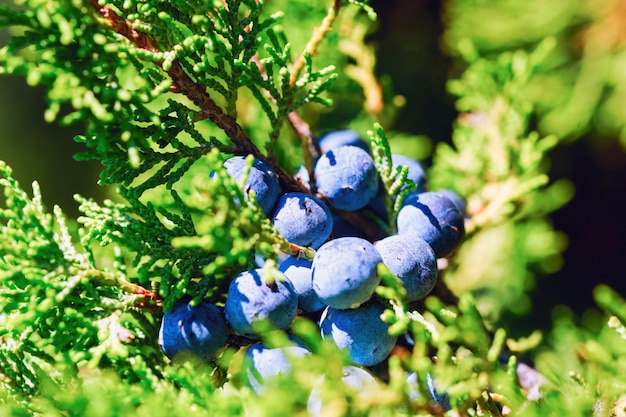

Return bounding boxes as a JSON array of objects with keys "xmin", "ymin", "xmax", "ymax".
[{"xmin": 444, "ymin": 0, "xmax": 626, "ymax": 145}]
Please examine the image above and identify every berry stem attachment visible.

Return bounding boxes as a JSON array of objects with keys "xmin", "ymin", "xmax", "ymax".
[{"xmin": 280, "ymin": 241, "xmax": 317, "ymax": 260}]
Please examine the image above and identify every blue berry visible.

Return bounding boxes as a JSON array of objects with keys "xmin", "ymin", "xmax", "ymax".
[
  {"xmin": 426, "ymin": 373, "xmax": 451, "ymax": 410},
  {"xmin": 375, "ymin": 234, "xmax": 438, "ymax": 301},
  {"xmin": 314, "ymin": 146, "xmax": 379, "ymax": 211},
  {"xmin": 158, "ymin": 300, "xmax": 228, "ymax": 362},
  {"xmin": 397, "ymin": 191, "xmax": 465, "ymax": 258},
  {"xmin": 307, "ymin": 366, "xmax": 378, "ymax": 416},
  {"xmin": 439, "ymin": 189, "xmax": 467, "ymax": 217},
  {"xmin": 320, "ymin": 301, "xmax": 398, "ymax": 366},
  {"xmin": 312, "ymin": 237, "xmax": 382, "ymax": 309},
  {"xmin": 406, "ymin": 372, "xmax": 421, "ymax": 402},
  {"xmin": 279, "ymin": 256, "xmax": 325, "ymax": 313},
  {"xmin": 406, "ymin": 372, "xmax": 451, "ymax": 410},
  {"xmin": 244, "ymin": 340, "xmax": 311, "ymax": 393},
  {"xmin": 224, "ymin": 269, "xmax": 298, "ymax": 338},
  {"xmin": 391, "ymin": 154, "xmax": 427, "ymax": 193},
  {"xmin": 223, "ymin": 156, "xmax": 281, "ymax": 216},
  {"xmin": 339, "ymin": 365, "xmax": 378, "ymax": 389},
  {"xmin": 318, "ymin": 130, "xmax": 369, "ymax": 154},
  {"xmin": 272, "ymin": 192, "xmax": 333, "ymax": 249}
]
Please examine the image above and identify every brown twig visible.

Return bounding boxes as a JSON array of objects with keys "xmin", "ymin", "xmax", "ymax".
[
  {"xmin": 89, "ymin": 0, "xmax": 311, "ymax": 194},
  {"xmin": 166, "ymin": 60, "xmax": 262, "ymax": 158},
  {"xmin": 288, "ymin": 110, "xmax": 320, "ymax": 182},
  {"xmin": 90, "ymin": 0, "xmax": 161, "ymax": 51},
  {"xmin": 90, "ymin": 0, "xmax": 387, "ymax": 239},
  {"xmin": 90, "ymin": 1, "xmax": 259, "ymax": 156}
]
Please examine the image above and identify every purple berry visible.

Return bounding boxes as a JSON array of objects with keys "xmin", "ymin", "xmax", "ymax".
[
  {"xmin": 397, "ymin": 191, "xmax": 465, "ymax": 258},
  {"xmin": 279, "ymin": 256, "xmax": 325, "ymax": 313},
  {"xmin": 315, "ymin": 145, "xmax": 379, "ymax": 211},
  {"xmin": 307, "ymin": 366, "xmax": 378, "ymax": 416},
  {"xmin": 244, "ymin": 340, "xmax": 311, "ymax": 393},
  {"xmin": 318, "ymin": 130, "xmax": 369, "ymax": 154},
  {"xmin": 224, "ymin": 156, "xmax": 281, "ymax": 216},
  {"xmin": 272, "ymin": 192, "xmax": 333, "ymax": 249},
  {"xmin": 224, "ymin": 269, "xmax": 298, "ymax": 338},
  {"xmin": 312, "ymin": 237, "xmax": 382, "ymax": 309},
  {"xmin": 407, "ymin": 372, "xmax": 451, "ymax": 410},
  {"xmin": 294, "ymin": 165, "xmax": 312, "ymax": 190},
  {"xmin": 375, "ymin": 234, "xmax": 438, "ymax": 301},
  {"xmin": 439, "ymin": 189, "xmax": 467, "ymax": 217},
  {"xmin": 158, "ymin": 300, "xmax": 228, "ymax": 362},
  {"xmin": 320, "ymin": 301, "xmax": 398, "ymax": 366}
]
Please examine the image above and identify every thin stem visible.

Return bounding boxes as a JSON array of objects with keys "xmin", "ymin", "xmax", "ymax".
[
  {"xmin": 288, "ymin": 110, "xmax": 320, "ymax": 188},
  {"xmin": 82, "ymin": 269, "xmax": 162, "ymax": 306},
  {"xmin": 289, "ymin": 0, "xmax": 342, "ymax": 87},
  {"xmin": 280, "ymin": 241, "xmax": 317, "ymax": 260},
  {"xmin": 477, "ymin": 392, "xmax": 504, "ymax": 417}
]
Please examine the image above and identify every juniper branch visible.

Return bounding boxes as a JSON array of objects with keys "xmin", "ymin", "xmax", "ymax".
[
  {"xmin": 89, "ymin": 0, "xmax": 311, "ymax": 194},
  {"xmin": 89, "ymin": 1, "xmax": 256, "ymax": 154},
  {"xmin": 249, "ymin": 53, "xmax": 320, "ymax": 188}
]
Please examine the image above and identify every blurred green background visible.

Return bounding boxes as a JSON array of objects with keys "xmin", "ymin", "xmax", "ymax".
[
  {"xmin": 1, "ymin": 0, "xmax": 625, "ymax": 324},
  {"xmin": 0, "ymin": 78, "xmax": 107, "ymax": 217},
  {"xmin": 0, "ymin": 24, "xmax": 107, "ymax": 217},
  {"xmin": 368, "ymin": 0, "xmax": 626, "ymax": 325}
]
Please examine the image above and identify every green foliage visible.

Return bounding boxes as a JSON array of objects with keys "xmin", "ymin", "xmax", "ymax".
[
  {"xmin": 0, "ymin": 161, "xmax": 166, "ymax": 406},
  {"xmin": 369, "ymin": 123, "xmax": 417, "ymax": 234},
  {"xmin": 430, "ymin": 39, "xmax": 573, "ymax": 323},
  {"xmin": 1, "ymin": 0, "xmax": 625, "ymax": 416},
  {"xmin": 443, "ymin": 0, "xmax": 626, "ymax": 146}
]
